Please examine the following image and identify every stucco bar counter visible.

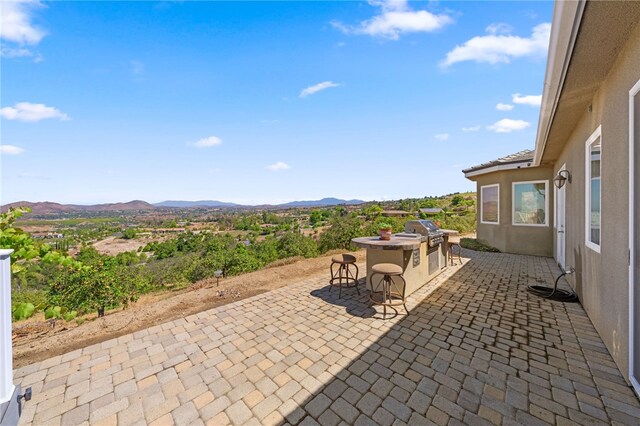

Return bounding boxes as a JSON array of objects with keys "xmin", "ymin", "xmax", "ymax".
[{"xmin": 352, "ymin": 234, "xmax": 446, "ymax": 297}]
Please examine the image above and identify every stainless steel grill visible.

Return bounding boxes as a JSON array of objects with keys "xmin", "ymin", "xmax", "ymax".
[{"xmin": 401, "ymin": 220, "xmax": 445, "ymax": 247}]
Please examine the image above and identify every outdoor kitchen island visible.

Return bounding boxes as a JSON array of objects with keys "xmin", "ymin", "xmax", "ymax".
[{"xmin": 352, "ymin": 220, "xmax": 447, "ymax": 297}]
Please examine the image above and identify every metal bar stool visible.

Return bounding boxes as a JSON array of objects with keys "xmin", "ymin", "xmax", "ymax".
[
  {"xmin": 448, "ymin": 239, "xmax": 462, "ymax": 266},
  {"xmin": 369, "ymin": 263, "xmax": 408, "ymax": 319},
  {"xmin": 329, "ymin": 254, "xmax": 359, "ymax": 298}
]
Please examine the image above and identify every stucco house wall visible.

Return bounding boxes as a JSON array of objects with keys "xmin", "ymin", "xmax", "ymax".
[
  {"xmin": 551, "ymin": 18, "xmax": 640, "ymax": 378},
  {"xmin": 474, "ymin": 167, "xmax": 554, "ymax": 257}
]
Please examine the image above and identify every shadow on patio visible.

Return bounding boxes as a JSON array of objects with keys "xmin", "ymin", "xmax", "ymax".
[{"xmin": 286, "ymin": 251, "xmax": 640, "ymax": 425}]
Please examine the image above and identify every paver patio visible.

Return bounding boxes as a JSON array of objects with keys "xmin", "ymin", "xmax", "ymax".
[{"xmin": 15, "ymin": 250, "xmax": 640, "ymax": 425}]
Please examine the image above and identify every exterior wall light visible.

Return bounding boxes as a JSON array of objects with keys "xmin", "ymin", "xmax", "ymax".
[{"xmin": 553, "ymin": 170, "xmax": 571, "ymax": 188}]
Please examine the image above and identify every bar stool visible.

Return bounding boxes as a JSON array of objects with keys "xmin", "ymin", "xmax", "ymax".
[
  {"xmin": 448, "ymin": 238, "xmax": 462, "ymax": 266},
  {"xmin": 329, "ymin": 254, "xmax": 359, "ymax": 298},
  {"xmin": 369, "ymin": 263, "xmax": 408, "ymax": 319}
]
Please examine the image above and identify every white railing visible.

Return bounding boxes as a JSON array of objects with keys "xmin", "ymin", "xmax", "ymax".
[{"xmin": 0, "ymin": 250, "xmax": 14, "ymax": 405}]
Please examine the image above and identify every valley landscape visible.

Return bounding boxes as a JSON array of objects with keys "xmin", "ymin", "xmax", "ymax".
[{"xmin": 4, "ymin": 192, "xmax": 476, "ymax": 366}]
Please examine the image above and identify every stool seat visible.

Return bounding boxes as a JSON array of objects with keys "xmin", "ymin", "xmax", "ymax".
[
  {"xmin": 372, "ymin": 263, "xmax": 403, "ymax": 275},
  {"xmin": 332, "ymin": 254, "xmax": 357, "ymax": 264}
]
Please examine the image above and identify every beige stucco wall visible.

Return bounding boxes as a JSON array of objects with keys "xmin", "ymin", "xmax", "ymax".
[
  {"xmin": 474, "ymin": 167, "xmax": 554, "ymax": 257},
  {"xmin": 552, "ymin": 20, "xmax": 640, "ymax": 380}
]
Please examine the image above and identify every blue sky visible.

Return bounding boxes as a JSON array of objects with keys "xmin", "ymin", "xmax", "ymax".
[{"xmin": 1, "ymin": 1, "xmax": 553, "ymax": 205}]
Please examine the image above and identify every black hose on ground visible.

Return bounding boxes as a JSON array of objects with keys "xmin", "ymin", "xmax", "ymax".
[{"xmin": 527, "ymin": 267, "xmax": 579, "ymax": 303}]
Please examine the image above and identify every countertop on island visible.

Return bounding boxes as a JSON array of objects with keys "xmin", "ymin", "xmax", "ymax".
[{"xmin": 352, "ymin": 235, "xmax": 426, "ymax": 250}]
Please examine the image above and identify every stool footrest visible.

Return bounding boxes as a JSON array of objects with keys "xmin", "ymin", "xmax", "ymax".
[{"xmin": 369, "ymin": 270, "xmax": 409, "ymax": 318}]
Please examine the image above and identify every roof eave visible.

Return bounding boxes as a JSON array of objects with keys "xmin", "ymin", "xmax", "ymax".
[
  {"xmin": 463, "ymin": 161, "xmax": 535, "ymax": 180},
  {"xmin": 533, "ymin": 0, "xmax": 586, "ymax": 167}
]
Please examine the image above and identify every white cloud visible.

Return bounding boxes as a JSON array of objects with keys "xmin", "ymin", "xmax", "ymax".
[
  {"xmin": 299, "ymin": 81, "xmax": 341, "ymax": 98},
  {"xmin": 496, "ymin": 103, "xmax": 514, "ymax": 111},
  {"xmin": 462, "ymin": 125, "xmax": 481, "ymax": 132},
  {"xmin": 0, "ymin": 145, "xmax": 25, "ymax": 155},
  {"xmin": 191, "ymin": 136, "xmax": 222, "ymax": 148},
  {"xmin": 485, "ymin": 23, "xmax": 513, "ymax": 35},
  {"xmin": 487, "ymin": 119, "xmax": 530, "ymax": 133},
  {"xmin": 0, "ymin": 44, "xmax": 41, "ymax": 61},
  {"xmin": 0, "ymin": 102, "xmax": 69, "ymax": 122},
  {"xmin": 331, "ymin": 0, "xmax": 452, "ymax": 40},
  {"xmin": 0, "ymin": 0, "xmax": 45, "ymax": 45},
  {"xmin": 434, "ymin": 133, "xmax": 449, "ymax": 141},
  {"xmin": 512, "ymin": 93, "xmax": 542, "ymax": 107},
  {"xmin": 267, "ymin": 161, "xmax": 291, "ymax": 171},
  {"xmin": 441, "ymin": 23, "xmax": 551, "ymax": 67}
]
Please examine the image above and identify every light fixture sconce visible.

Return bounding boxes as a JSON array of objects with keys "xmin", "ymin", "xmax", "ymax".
[{"xmin": 553, "ymin": 169, "xmax": 571, "ymax": 188}]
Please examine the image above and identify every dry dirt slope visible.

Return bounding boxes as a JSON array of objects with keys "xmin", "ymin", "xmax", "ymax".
[{"xmin": 12, "ymin": 251, "xmax": 365, "ymax": 368}]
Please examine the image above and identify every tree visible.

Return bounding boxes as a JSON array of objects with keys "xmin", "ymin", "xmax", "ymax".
[
  {"xmin": 399, "ymin": 199, "xmax": 417, "ymax": 213},
  {"xmin": 48, "ymin": 260, "xmax": 140, "ymax": 317},
  {"xmin": 319, "ymin": 216, "xmax": 362, "ymax": 252},
  {"xmin": 277, "ymin": 232, "xmax": 319, "ymax": 259},
  {"xmin": 451, "ymin": 195, "xmax": 465, "ymax": 206},
  {"xmin": 226, "ymin": 245, "xmax": 261, "ymax": 276},
  {"xmin": 363, "ymin": 204, "xmax": 383, "ymax": 220},
  {"xmin": 1, "ymin": 207, "xmax": 41, "ymax": 275},
  {"xmin": 76, "ymin": 246, "xmax": 102, "ymax": 265},
  {"xmin": 122, "ymin": 228, "xmax": 137, "ymax": 239},
  {"xmin": 0, "ymin": 207, "xmax": 79, "ymax": 277},
  {"xmin": 309, "ymin": 210, "xmax": 323, "ymax": 226},
  {"xmin": 252, "ymin": 236, "xmax": 279, "ymax": 265}
]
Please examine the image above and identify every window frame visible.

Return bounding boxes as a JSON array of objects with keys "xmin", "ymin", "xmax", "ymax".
[
  {"xmin": 480, "ymin": 184, "xmax": 500, "ymax": 225},
  {"xmin": 511, "ymin": 180, "xmax": 549, "ymax": 227},
  {"xmin": 585, "ymin": 125, "xmax": 602, "ymax": 253}
]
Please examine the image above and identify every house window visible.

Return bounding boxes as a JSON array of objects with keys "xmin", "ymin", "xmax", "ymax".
[
  {"xmin": 512, "ymin": 180, "xmax": 548, "ymax": 226},
  {"xmin": 586, "ymin": 126, "xmax": 601, "ymax": 252},
  {"xmin": 480, "ymin": 184, "xmax": 499, "ymax": 224}
]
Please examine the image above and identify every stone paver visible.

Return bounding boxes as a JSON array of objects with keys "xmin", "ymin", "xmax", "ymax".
[{"xmin": 15, "ymin": 250, "xmax": 640, "ymax": 425}]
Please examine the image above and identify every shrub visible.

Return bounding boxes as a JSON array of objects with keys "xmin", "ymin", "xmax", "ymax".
[
  {"xmin": 460, "ymin": 238, "xmax": 500, "ymax": 252},
  {"xmin": 143, "ymin": 254, "xmax": 194, "ymax": 288},
  {"xmin": 362, "ymin": 217, "xmax": 405, "ymax": 237},
  {"xmin": 319, "ymin": 217, "xmax": 362, "ymax": 252},
  {"xmin": 252, "ymin": 237, "xmax": 279, "ymax": 265},
  {"xmin": 122, "ymin": 228, "xmax": 137, "ymax": 239},
  {"xmin": 184, "ymin": 255, "xmax": 219, "ymax": 283},
  {"xmin": 12, "ymin": 288, "xmax": 47, "ymax": 310},
  {"xmin": 12, "ymin": 302, "xmax": 35, "ymax": 321},
  {"xmin": 226, "ymin": 245, "xmax": 261, "ymax": 276},
  {"xmin": 276, "ymin": 232, "xmax": 319, "ymax": 259},
  {"xmin": 439, "ymin": 214, "xmax": 476, "ymax": 234}
]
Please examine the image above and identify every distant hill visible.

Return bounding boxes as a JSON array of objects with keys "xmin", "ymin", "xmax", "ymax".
[
  {"xmin": 156, "ymin": 198, "xmax": 365, "ymax": 208},
  {"xmin": 2, "ymin": 200, "xmax": 155, "ymax": 215},
  {"xmin": 1, "ymin": 201, "xmax": 76, "ymax": 215},
  {"xmin": 2, "ymin": 197, "xmax": 366, "ymax": 214},
  {"xmin": 154, "ymin": 200, "xmax": 240, "ymax": 208},
  {"xmin": 277, "ymin": 198, "xmax": 365, "ymax": 208}
]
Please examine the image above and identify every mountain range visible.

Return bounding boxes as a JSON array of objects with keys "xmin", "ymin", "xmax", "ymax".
[{"xmin": 1, "ymin": 198, "xmax": 366, "ymax": 215}]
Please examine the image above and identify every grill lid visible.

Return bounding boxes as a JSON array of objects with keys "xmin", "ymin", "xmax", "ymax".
[{"xmin": 404, "ymin": 220, "xmax": 443, "ymax": 236}]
